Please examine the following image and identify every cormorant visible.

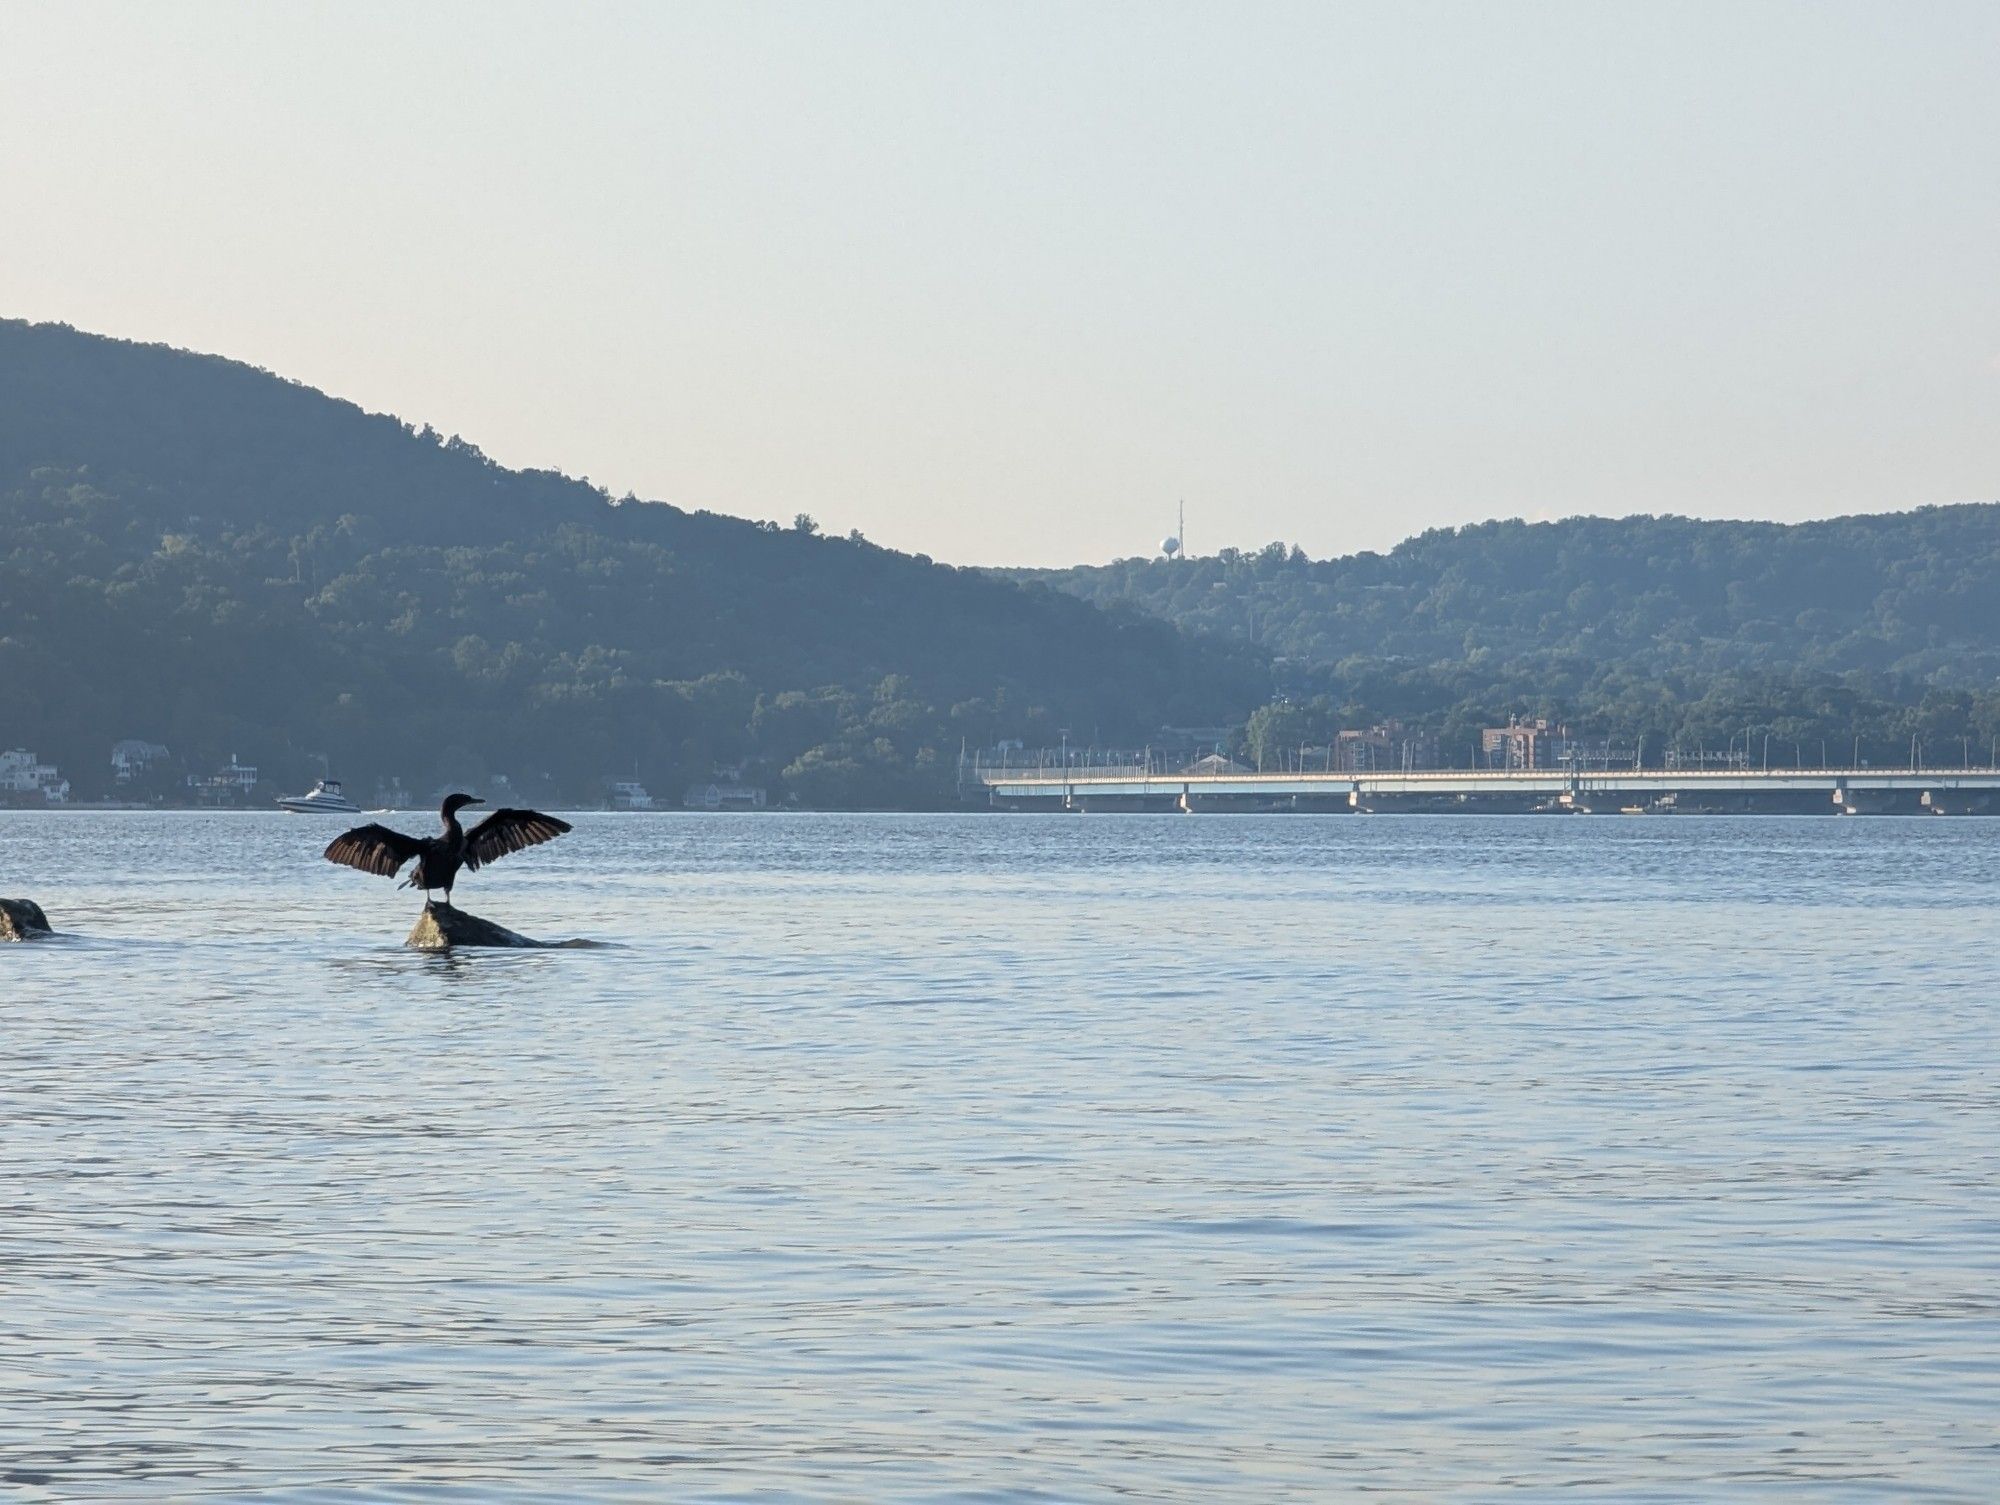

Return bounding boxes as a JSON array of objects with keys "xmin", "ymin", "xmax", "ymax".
[{"xmin": 324, "ymin": 793, "xmax": 571, "ymax": 905}]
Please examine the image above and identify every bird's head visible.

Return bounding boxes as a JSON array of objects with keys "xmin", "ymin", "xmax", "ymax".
[{"xmin": 441, "ymin": 792, "xmax": 485, "ymax": 817}]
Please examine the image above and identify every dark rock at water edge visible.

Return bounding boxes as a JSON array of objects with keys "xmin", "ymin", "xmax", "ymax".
[
  {"xmin": 1, "ymin": 898, "xmax": 53, "ymax": 941},
  {"xmin": 407, "ymin": 902, "xmax": 562, "ymax": 950}
]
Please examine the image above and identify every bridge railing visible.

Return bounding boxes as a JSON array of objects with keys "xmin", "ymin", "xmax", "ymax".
[
  {"xmin": 971, "ymin": 764, "xmax": 2000, "ymax": 786},
  {"xmin": 970, "ymin": 764, "xmax": 1153, "ymax": 782}
]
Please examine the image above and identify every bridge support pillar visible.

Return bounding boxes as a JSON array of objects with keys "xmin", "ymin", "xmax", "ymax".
[
  {"xmin": 1922, "ymin": 789, "xmax": 1992, "ymax": 815},
  {"xmin": 1835, "ymin": 787, "xmax": 1922, "ymax": 815}
]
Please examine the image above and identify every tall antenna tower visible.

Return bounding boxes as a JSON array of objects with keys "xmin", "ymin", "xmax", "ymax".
[{"xmin": 1161, "ymin": 500, "xmax": 1185, "ymax": 560}]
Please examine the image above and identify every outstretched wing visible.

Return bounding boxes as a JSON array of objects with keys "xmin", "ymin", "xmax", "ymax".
[
  {"xmin": 464, "ymin": 808, "xmax": 572, "ymax": 871},
  {"xmin": 324, "ymin": 823, "xmax": 424, "ymax": 879}
]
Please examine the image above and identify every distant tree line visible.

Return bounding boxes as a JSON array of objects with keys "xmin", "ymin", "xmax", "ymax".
[{"xmin": 1236, "ymin": 659, "xmax": 2000, "ymax": 773}]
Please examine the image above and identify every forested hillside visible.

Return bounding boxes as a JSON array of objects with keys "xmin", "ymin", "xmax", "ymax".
[
  {"xmin": 1016, "ymin": 511, "xmax": 2000, "ymax": 771},
  {"xmin": 0, "ymin": 320, "xmax": 1258, "ymax": 804},
  {"xmin": 1019, "ymin": 510, "xmax": 2000, "ymax": 684}
]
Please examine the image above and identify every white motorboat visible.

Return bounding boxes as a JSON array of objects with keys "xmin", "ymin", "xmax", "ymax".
[{"xmin": 278, "ymin": 778, "xmax": 363, "ymax": 814}]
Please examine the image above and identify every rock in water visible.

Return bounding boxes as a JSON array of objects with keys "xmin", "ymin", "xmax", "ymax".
[
  {"xmin": 1, "ymin": 898, "xmax": 54, "ymax": 941},
  {"xmin": 406, "ymin": 902, "xmax": 550, "ymax": 950}
]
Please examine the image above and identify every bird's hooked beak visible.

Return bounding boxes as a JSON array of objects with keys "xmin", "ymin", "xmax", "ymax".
[{"xmin": 465, "ymin": 796, "xmax": 486, "ymax": 806}]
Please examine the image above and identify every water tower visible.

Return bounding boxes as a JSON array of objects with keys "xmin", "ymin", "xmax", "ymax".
[{"xmin": 1161, "ymin": 501, "xmax": 1185, "ymax": 560}]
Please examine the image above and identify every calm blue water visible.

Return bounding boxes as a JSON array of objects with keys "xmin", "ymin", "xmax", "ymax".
[{"xmin": 2, "ymin": 811, "xmax": 1996, "ymax": 1501}]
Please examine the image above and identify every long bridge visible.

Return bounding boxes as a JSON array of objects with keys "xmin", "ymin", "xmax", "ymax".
[{"xmin": 971, "ymin": 765, "xmax": 2000, "ymax": 814}]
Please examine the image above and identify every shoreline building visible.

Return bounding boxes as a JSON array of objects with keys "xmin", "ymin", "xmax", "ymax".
[
  {"xmin": 187, "ymin": 754, "xmax": 260, "ymax": 804},
  {"xmin": 111, "ymin": 739, "xmax": 172, "ymax": 783},
  {"xmin": 610, "ymin": 779, "xmax": 656, "ymax": 810},
  {"xmin": 1482, "ymin": 717, "xmax": 1565, "ymax": 770},
  {"xmin": 683, "ymin": 767, "xmax": 767, "ymax": 810},
  {"xmin": 0, "ymin": 748, "xmax": 71, "ymax": 803}
]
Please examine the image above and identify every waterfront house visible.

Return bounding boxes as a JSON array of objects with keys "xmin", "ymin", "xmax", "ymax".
[
  {"xmin": 683, "ymin": 777, "xmax": 767, "ymax": 810},
  {"xmin": 110, "ymin": 739, "xmax": 172, "ymax": 782},
  {"xmin": 0, "ymin": 748, "xmax": 71, "ymax": 803},
  {"xmin": 610, "ymin": 779, "xmax": 656, "ymax": 810},
  {"xmin": 186, "ymin": 754, "xmax": 260, "ymax": 803}
]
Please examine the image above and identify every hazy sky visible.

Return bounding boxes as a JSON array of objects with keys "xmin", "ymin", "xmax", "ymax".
[{"xmin": 3, "ymin": 2, "xmax": 1997, "ymax": 565}]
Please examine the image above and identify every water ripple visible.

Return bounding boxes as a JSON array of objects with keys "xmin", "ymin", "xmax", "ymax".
[{"xmin": 2, "ymin": 811, "xmax": 1997, "ymax": 1499}]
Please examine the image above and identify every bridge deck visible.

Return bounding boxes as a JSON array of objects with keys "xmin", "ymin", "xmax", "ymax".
[{"xmin": 975, "ymin": 767, "xmax": 2000, "ymax": 803}]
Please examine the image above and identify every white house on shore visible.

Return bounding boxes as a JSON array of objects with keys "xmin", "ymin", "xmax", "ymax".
[
  {"xmin": 187, "ymin": 754, "xmax": 260, "ymax": 801},
  {"xmin": 609, "ymin": 779, "xmax": 655, "ymax": 810},
  {"xmin": 683, "ymin": 778, "xmax": 767, "ymax": 810},
  {"xmin": 111, "ymin": 739, "xmax": 172, "ymax": 782},
  {"xmin": 0, "ymin": 748, "xmax": 71, "ymax": 803}
]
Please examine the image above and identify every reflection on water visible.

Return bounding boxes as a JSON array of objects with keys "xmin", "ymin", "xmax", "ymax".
[{"xmin": 2, "ymin": 812, "xmax": 1997, "ymax": 1500}]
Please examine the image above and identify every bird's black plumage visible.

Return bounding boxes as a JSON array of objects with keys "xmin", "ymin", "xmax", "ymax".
[{"xmin": 324, "ymin": 793, "xmax": 571, "ymax": 904}]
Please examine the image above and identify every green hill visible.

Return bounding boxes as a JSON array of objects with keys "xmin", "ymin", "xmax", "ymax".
[
  {"xmin": 1011, "ymin": 511, "xmax": 2000, "ymax": 769},
  {"xmin": 0, "ymin": 319, "xmax": 1259, "ymax": 805},
  {"xmin": 1016, "ymin": 509, "xmax": 2000, "ymax": 683}
]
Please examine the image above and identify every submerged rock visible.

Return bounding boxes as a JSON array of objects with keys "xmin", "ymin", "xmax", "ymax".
[
  {"xmin": 1, "ymin": 898, "xmax": 53, "ymax": 941},
  {"xmin": 406, "ymin": 902, "xmax": 558, "ymax": 950}
]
